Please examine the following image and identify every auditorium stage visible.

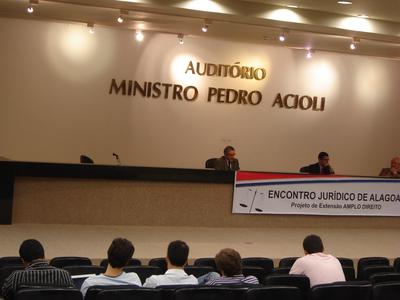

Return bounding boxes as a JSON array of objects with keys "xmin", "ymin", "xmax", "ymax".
[{"xmin": 0, "ymin": 224, "xmax": 398, "ymax": 265}]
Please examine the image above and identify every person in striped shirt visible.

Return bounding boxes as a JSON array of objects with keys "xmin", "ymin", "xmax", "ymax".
[
  {"xmin": 205, "ymin": 248, "xmax": 259, "ymax": 285},
  {"xmin": 1, "ymin": 239, "xmax": 74, "ymax": 300}
]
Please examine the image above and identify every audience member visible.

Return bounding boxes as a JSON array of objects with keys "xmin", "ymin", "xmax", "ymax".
[
  {"xmin": 1, "ymin": 239, "xmax": 73, "ymax": 300},
  {"xmin": 214, "ymin": 146, "xmax": 240, "ymax": 171},
  {"xmin": 144, "ymin": 240, "xmax": 197, "ymax": 287},
  {"xmin": 81, "ymin": 238, "xmax": 141, "ymax": 297},
  {"xmin": 289, "ymin": 234, "xmax": 345, "ymax": 287}
]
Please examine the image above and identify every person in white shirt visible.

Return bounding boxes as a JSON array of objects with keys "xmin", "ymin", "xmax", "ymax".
[
  {"xmin": 144, "ymin": 240, "xmax": 198, "ymax": 288},
  {"xmin": 81, "ymin": 238, "xmax": 142, "ymax": 297},
  {"xmin": 289, "ymin": 234, "xmax": 345, "ymax": 287}
]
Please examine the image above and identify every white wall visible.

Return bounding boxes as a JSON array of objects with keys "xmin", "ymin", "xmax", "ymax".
[{"xmin": 0, "ymin": 18, "xmax": 399, "ymax": 176}]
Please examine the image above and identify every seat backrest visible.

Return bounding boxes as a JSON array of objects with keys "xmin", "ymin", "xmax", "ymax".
[
  {"xmin": 370, "ymin": 272, "xmax": 400, "ymax": 285},
  {"xmin": 124, "ymin": 266, "xmax": 162, "ymax": 284},
  {"xmin": 174, "ymin": 287, "xmax": 247, "ymax": 300},
  {"xmin": 96, "ymin": 288, "xmax": 161, "ymax": 300},
  {"xmin": 311, "ymin": 282, "xmax": 372, "ymax": 300},
  {"xmin": 357, "ymin": 257, "xmax": 389, "ymax": 279},
  {"xmin": 50, "ymin": 257, "xmax": 92, "ymax": 268},
  {"xmin": 184, "ymin": 266, "xmax": 214, "ymax": 278},
  {"xmin": 393, "ymin": 258, "xmax": 400, "ymax": 273},
  {"xmin": 338, "ymin": 258, "xmax": 354, "ymax": 268},
  {"xmin": 193, "ymin": 258, "xmax": 217, "ymax": 271},
  {"xmin": 100, "ymin": 258, "xmax": 141, "ymax": 268},
  {"xmin": 80, "ymin": 155, "xmax": 94, "ymax": 164},
  {"xmin": 342, "ymin": 266, "xmax": 356, "ymax": 281},
  {"xmin": 361, "ymin": 266, "xmax": 395, "ymax": 280},
  {"xmin": 247, "ymin": 286, "xmax": 302, "ymax": 300},
  {"xmin": 85, "ymin": 285, "xmax": 141, "ymax": 300},
  {"xmin": 265, "ymin": 274, "xmax": 310, "ymax": 300},
  {"xmin": 0, "ymin": 257, "xmax": 23, "ymax": 268},
  {"xmin": 14, "ymin": 287, "xmax": 83, "ymax": 300},
  {"xmin": 372, "ymin": 282, "xmax": 400, "ymax": 300},
  {"xmin": 63, "ymin": 265, "xmax": 105, "ymax": 276},
  {"xmin": 0, "ymin": 265, "xmax": 25, "ymax": 287},
  {"xmin": 272, "ymin": 267, "xmax": 291, "ymax": 275},
  {"xmin": 279, "ymin": 257, "xmax": 299, "ymax": 268},
  {"xmin": 242, "ymin": 257, "xmax": 274, "ymax": 277},
  {"xmin": 242, "ymin": 266, "xmax": 266, "ymax": 285},
  {"xmin": 149, "ymin": 258, "xmax": 168, "ymax": 273},
  {"xmin": 205, "ymin": 158, "xmax": 218, "ymax": 169}
]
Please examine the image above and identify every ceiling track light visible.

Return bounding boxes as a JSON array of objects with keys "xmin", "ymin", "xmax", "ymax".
[
  {"xmin": 278, "ymin": 29, "xmax": 289, "ymax": 42},
  {"xmin": 201, "ymin": 20, "xmax": 211, "ymax": 33},
  {"xmin": 87, "ymin": 23, "xmax": 95, "ymax": 34},
  {"xmin": 135, "ymin": 30, "xmax": 144, "ymax": 42},
  {"xmin": 27, "ymin": 0, "xmax": 38, "ymax": 14},
  {"xmin": 306, "ymin": 49, "xmax": 315, "ymax": 59},
  {"xmin": 350, "ymin": 37, "xmax": 360, "ymax": 50},
  {"xmin": 177, "ymin": 34, "xmax": 184, "ymax": 45},
  {"xmin": 117, "ymin": 9, "xmax": 129, "ymax": 24}
]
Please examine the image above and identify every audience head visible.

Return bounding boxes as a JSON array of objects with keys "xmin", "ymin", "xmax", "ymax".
[
  {"xmin": 107, "ymin": 238, "xmax": 134, "ymax": 268},
  {"xmin": 390, "ymin": 157, "xmax": 400, "ymax": 169},
  {"xmin": 19, "ymin": 239, "xmax": 45, "ymax": 265},
  {"xmin": 167, "ymin": 240, "xmax": 189, "ymax": 267},
  {"xmin": 223, "ymin": 146, "xmax": 236, "ymax": 161},
  {"xmin": 303, "ymin": 234, "xmax": 324, "ymax": 254},
  {"xmin": 318, "ymin": 152, "xmax": 330, "ymax": 167},
  {"xmin": 215, "ymin": 248, "xmax": 242, "ymax": 276}
]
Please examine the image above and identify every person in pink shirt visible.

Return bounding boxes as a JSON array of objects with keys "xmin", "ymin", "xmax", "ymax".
[{"xmin": 289, "ymin": 234, "xmax": 345, "ymax": 287}]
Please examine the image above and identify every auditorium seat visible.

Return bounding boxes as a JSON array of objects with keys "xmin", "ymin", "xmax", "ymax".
[
  {"xmin": 149, "ymin": 258, "xmax": 168, "ymax": 273},
  {"xmin": 124, "ymin": 266, "xmax": 162, "ymax": 284},
  {"xmin": 272, "ymin": 267, "xmax": 291, "ymax": 275},
  {"xmin": 63, "ymin": 265, "xmax": 105, "ymax": 276},
  {"xmin": 0, "ymin": 265, "xmax": 25, "ymax": 288},
  {"xmin": 96, "ymin": 287, "xmax": 162, "ymax": 300},
  {"xmin": 100, "ymin": 258, "xmax": 141, "ymax": 268},
  {"xmin": 205, "ymin": 158, "xmax": 217, "ymax": 169},
  {"xmin": 193, "ymin": 258, "xmax": 217, "ymax": 271},
  {"xmin": 265, "ymin": 274, "xmax": 310, "ymax": 300},
  {"xmin": 156, "ymin": 284, "xmax": 199, "ymax": 300},
  {"xmin": 174, "ymin": 287, "xmax": 247, "ymax": 300},
  {"xmin": 279, "ymin": 257, "xmax": 299, "ymax": 268},
  {"xmin": 246, "ymin": 286, "xmax": 302, "ymax": 300},
  {"xmin": 342, "ymin": 266, "xmax": 356, "ymax": 281},
  {"xmin": 392, "ymin": 257, "xmax": 400, "ymax": 272},
  {"xmin": 49, "ymin": 257, "xmax": 92, "ymax": 268},
  {"xmin": 242, "ymin": 257, "xmax": 274, "ymax": 278},
  {"xmin": 311, "ymin": 282, "xmax": 372, "ymax": 300},
  {"xmin": 372, "ymin": 282, "xmax": 400, "ymax": 300},
  {"xmin": 184, "ymin": 265, "xmax": 214, "ymax": 278},
  {"xmin": 14, "ymin": 287, "xmax": 83, "ymax": 300},
  {"xmin": 0, "ymin": 256, "xmax": 23, "ymax": 268},
  {"xmin": 85, "ymin": 285, "xmax": 141, "ymax": 300},
  {"xmin": 369, "ymin": 272, "xmax": 400, "ymax": 285},
  {"xmin": 338, "ymin": 257, "xmax": 354, "ymax": 268},
  {"xmin": 357, "ymin": 257, "xmax": 389, "ymax": 280},
  {"xmin": 242, "ymin": 266, "xmax": 267, "ymax": 284},
  {"xmin": 361, "ymin": 266, "xmax": 395, "ymax": 280}
]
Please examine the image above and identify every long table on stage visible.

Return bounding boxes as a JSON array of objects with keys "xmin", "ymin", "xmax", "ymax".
[{"xmin": 1, "ymin": 161, "xmax": 400, "ymax": 230}]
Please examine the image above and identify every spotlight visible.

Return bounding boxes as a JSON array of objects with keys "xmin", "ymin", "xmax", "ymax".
[
  {"xmin": 135, "ymin": 30, "xmax": 144, "ymax": 42},
  {"xmin": 306, "ymin": 49, "xmax": 314, "ymax": 59},
  {"xmin": 201, "ymin": 20, "xmax": 210, "ymax": 32},
  {"xmin": 27, "ymin": 0, "xmax": 38, "ymax": 14},
  {"xmin": 337, "ymin": 1, "xmax": 352, "ymax": 4},
  {"xmin": 279, "ymin": 33, "xmax": 285, "ymax": 42},
  {"xmin": 178, "ymin": 34, "xmax": 184, "ymax": 45},
  {"xmin": 117, "ymin": 9, "xmax": 129, "ymax": 24},
  {"xmin": 87, "ymin": 23, "xmax": 95, "ymax": 34},
  {"xmin": 27, "ymin": 6, "xmax": 34, "ymax": 13},
  {"xmin": 350, "ymin": 37, "xmax": 360, "ymax": 50}
]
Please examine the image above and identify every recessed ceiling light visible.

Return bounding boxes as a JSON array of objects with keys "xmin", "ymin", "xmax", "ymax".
[
  {"xmin": 358, "ymin": 14, "xmax": 369, "ymax": 18},
  {"xmin": 287, "ymin": 5, "xmax": 298, "ymax": 8},
  {"xmin": 337, "ymin": 1, "xmax": 352, "ymax": 4}
]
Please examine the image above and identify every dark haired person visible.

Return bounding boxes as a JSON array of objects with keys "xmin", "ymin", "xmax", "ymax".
[
  {"xmin": 205, "ymin": 248, "xmax": 258, "ymax": 285},
  {"xmin": 289, "ymin": 234, "xmax": 345, "ymax": 287},
  {"xmin": 144, "ymin": 240, "xmax": 197, "ymax": 287},
  {"xmin": 1, "ymin": 239, "xmax": 73, "ymax": 300},
  {"xmin": 300, "ymin": 152, "xmax": 335, "ymax": 175},
  {"xmin": 81, "ymin": 238, "xmax": 141, "ymax": 297},
  {"xmin": 214, "ymin": 146, "xmax": 240, "ymax": 171}
]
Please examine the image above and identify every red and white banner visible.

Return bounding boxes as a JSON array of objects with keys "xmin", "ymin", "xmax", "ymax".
[{"xmin": 233, "ymin": 171, "xmax": 400, "ymax": 216}]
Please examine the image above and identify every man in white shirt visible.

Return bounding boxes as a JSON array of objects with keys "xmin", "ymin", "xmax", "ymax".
[
  {"xmin": 289, "ymin": 234, "xmax": 345, "ymax": 287},
  {"xmin": 81, "ymin": 238, "xmax": 142, "ymax": 297},
  {"xmin": 144, "ymin": 240, "xmax": 198, "ymax": 287}
]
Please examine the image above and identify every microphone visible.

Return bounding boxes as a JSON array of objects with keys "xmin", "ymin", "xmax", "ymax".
[{"xmin": 112, "ymin": 153, "xmax": 121, "ymax": 165}]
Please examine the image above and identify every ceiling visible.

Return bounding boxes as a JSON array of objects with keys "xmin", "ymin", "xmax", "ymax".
[{"xmin": 0, "ymin": 0, "xmax": 399, "ymax": 59}]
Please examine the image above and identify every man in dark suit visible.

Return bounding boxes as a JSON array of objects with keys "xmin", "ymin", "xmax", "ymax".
[
  {"xmin": 214, "ymin": 146, "xmax": 240, "ymax": 171},
  {"xmin": 300, "ymin": 152, "xmax": 335, "ymax": 175}
]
